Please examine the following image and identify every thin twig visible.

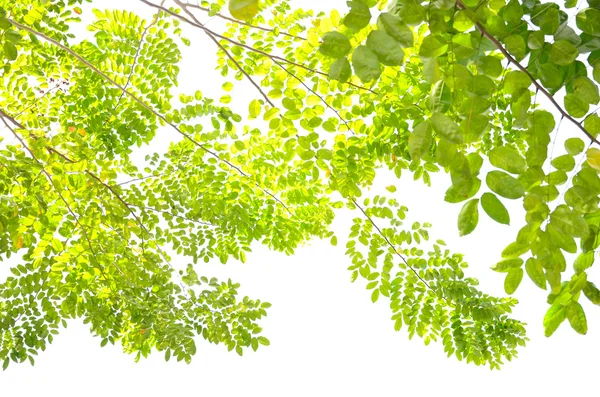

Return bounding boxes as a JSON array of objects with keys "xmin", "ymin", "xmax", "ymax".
[
  {"xmin": 181, "ymin": 2, "xmax": 307, "ymax": 41},
  {"xmin": 351, "ymin": 199, "xmax": 433, "ymax": 291},
  {"xmin": 173, "ymin": 0, "xmax": 274, "ymax": 107},
  {"xmin": 7, "ymin": 16, "xmax": 292, "ymax": 215},
  {"xmin": 113, "ymin": 1, "xmax": 164, "ymax": 110},
  {"xmin": 140, "ymin": 0, "xmax": 377, "ymax": 95}
]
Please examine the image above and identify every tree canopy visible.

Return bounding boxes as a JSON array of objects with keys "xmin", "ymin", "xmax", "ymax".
[{"xmin": 1, "ymin": 0, "xmax": 600, "ymax": 370}]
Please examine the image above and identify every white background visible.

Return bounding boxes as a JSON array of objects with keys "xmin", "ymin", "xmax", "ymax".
[{"xmin": 1, "ymin": 0, "xmax": 599, "ymax": 396}]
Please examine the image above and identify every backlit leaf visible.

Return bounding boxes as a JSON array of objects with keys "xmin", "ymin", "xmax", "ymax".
[{"xmin": 457, "ymin": 199, "xmax": 479, "ymax": 236}]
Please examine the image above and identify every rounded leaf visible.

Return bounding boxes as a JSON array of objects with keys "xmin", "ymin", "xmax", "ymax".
[
  {"xmin": 328, "ymin": 57, "xmax": 352, "ymax": 83},
  {"xmin": 351, "ymin": 45, "xmax": 381, "ymax": 82},
  {"xmin": 564, "ymin": 93, "xmax": 589, "ymax": 118},
  {"xmin": 366, "ymin": 30, "xmax": 404, "ymax": 66},
  {"xmin": 489, "ymin": 146, "xmax": 527, "ymax": 174},
  {"xmin": 376, "ymin": 13, "xmax": 414, "ymax": 47},
  {"xmin": 549, "ymin": 40, "xmax": 579, "ymax": 65},
  {"xmin": 343, "ymin": 1, "xmax": 371, "ymax": 30},
  {"xmin": 319, "ymin": 31, "xmax": 352, "ymax": 58},
  {"xmin": 228, "ymin": 0, "xmax": 259, "ymax": 21},
  {"xmin": 486, "ymin": 171, "xmax": 525, "ymax": 199},
  {"xmin": 564, "ymin": 137, "xmax": 585, "ymax": 155}
]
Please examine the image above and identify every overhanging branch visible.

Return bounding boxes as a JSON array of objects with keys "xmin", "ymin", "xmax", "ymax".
[{"xmin": 456, "ymin": 0, "xmax": 600, "ymax": 146}]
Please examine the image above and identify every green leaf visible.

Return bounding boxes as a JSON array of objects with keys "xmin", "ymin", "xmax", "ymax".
[
  {"xmin": 525, "ymin": 258, "xmax": 546, "ymax": 290},
  {"xmin": 395, "ymin": 0, "xmax": 425, "ymax": 25},
  {"xmin": 419, "ymin": 35, "xmax": 448, "ymax": 58},
  {"xmin": 248, "ymin": 99, "xmax": 261, "ymax": 118},
  {"xmin": 0, "ymin": 17, "xmax": 11, "ymax": 30},
  {"xmin": 574, "ymin": 252, "xmax": 595, "ymax": 274},
  {"xmin": 489, "ymin": 146, "xmax": 526, "ymax": 174},
  {"xmin": 583, "ymin": 282, "xmax": 600, "ymax": 304},
  {"xmin": 564, "ymin": 138, "xmax": 585, "ymax": 155},
  {"xmin": 504, "ymin": 71, "xmax": 531, "ymax": 94},
  {"xmin": 453, "ymin": 10, "xmax": 474, "ymax": 32},
  {"xmin": 504, "ymin": 0, "xmax": 524, "ymax": 24},
  {"xmin": 481, "ymin": 192, "xmax": 510, "ymax": 225},
  {"xmin": 564, "ymin": 94, "xmax": 590, "ymax": 118},
  {"xmin": 477, "ymin": 56, "xmax": 503, "ymax": 78},
  {"xmin": 4, "ymin": 30, "xmax": 21, "ymax": 44},
  {"xmin": 408, "ymin": 120, "xmax": 432, "ymax": 161},
  {"xmin": 503, "ymin": 35, "xmax": 526, "ymax": 61},
  {"xmin": 569, "ymin": 76, "xmax": 599, "ymax": 105},
  {"xmin": 328, "ymin": 57, "xmax": 352, "ymax": 83},
  {"xmin": 555, "ymin": 24, "xmax": 581, "ymax": 46},
  {"xmin": 528, "ymin": 31, "xmax": 545, "ymax": 50},
  {"xmin": 431, "ymin": 112, "xmax": 463, "ymax": 144},
  {"xmin": 538, "ymin": 63, "xmax": 563, "ymax": 89},
  {"xmin": 3, "ymin": 41, "xmax": 17, "ymax": 61},
  {"xmin": 429, "ymin": 80, "xmax": 451, "ymax": 113},
  {"xmin": 584, "ymin": 114, "xmax": 600, "ymax": 137},
  {"xmin": 376, "ymin": 13, "xmax": 414, "ymax": 47},
  {"xmin": 319, "ymin": 31, "xmax": 352, "ymax": 58},
  {"xmin": 457, "ymin": 199, "xmax": 479, "ymax": 237},
  {"xmin": 550, "ymin": 205, "xmax": 589, "ymax": 238},
  {"xmin": 535, "ymin": 6, "xmax": 560, "ymax": 35},
  {"xmin": 460, "ymin": 114, "xmax": 489, "ymax": 143},
  {"xmin": 544, "ymin": 303, "xmax": 567, "ymax": 337},
  {"xmin": 576, "ymin": 8, "xmax": 600, "ymax": 36},
  {"xmin": 491, "ymin": 258, "xmax": 523, "ymax": 272},
  {"xmin": 366, "ymin": 30, "xmax": 404, "ymax": 66},
  {"xmin": 371, "ymin": 288, "xmax": 380, "ymax": 303},
  {"xmin": 228, "ymin": 0, "xmax": 259, "ymax": 21},
  {"xmin": 549, "ymin": 40, "xmax": 579, "ymax": 65},
  {"xmin": 351, "ymin": 45, "xmax": 381, "ymax": 82},
  {"xmin": 486, "ymin": 171, "xmax": 525, "ymax": 199},
  {"xmin": 501, "ymin": 241, "xmax": 529, "ymax": 258},
  {"xmin": 566, "ymin": 301, "xmax": 587, "ymax": 335},
  {"xmin": 504, "ymin": 268, "xmax": 523, "ymax": 295},
  {"xmin": 343, "ymin": 1, "xmax": 371, "ymax": 30},
  {"xmin": 551, "ymin": 154, "xmax": 575, "ymax": 171}
]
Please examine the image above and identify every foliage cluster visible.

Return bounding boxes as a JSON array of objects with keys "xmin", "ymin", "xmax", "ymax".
[{"xmin": 1, "ymin": 0, "xmax": 599, "ymax": 370}]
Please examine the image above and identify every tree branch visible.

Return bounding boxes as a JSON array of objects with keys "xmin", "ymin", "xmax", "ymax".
[
  {"xmin": 351, "ymin": 198, "xmax": 434, "ymax": 291},
  {"xmin": 172, "ymin": 0, "xmax": 274, "ymax": 107},
  {"xmin": 140, "ymin": 0, "xmax": 377, "ymax": 95},
  {"xmin": 456, "ymin": 0, "xmax": 600, "ymax": 146},
  {"xmin": 8, "ymin": 16, "xmax": 292, "ymax": 215},
  {"xmin": 113, "ymin": 1, "xmax": 164, "ymax": 110}
]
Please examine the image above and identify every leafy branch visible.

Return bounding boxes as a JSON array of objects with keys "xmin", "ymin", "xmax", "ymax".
[
  {"xmin": 7, "ymin": 16, "xmax": 292, "ymax": 215},
  {"xmin": 456, "ymin": 0, "xmax": 600, "ymax": 146}
]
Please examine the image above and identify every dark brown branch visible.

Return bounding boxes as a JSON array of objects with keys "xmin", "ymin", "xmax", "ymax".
[
  {"xmin": 456, "ymin": 0, "xmax": 600, "ymax": 146},
  {"xmin": 181, "ymin": 2, "xmax": 307, "ymax": 41}
]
